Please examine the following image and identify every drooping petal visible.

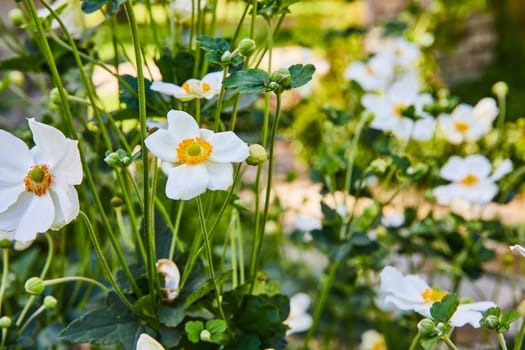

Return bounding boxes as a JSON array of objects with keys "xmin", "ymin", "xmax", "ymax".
[
  {"xmin": 207, "ymin": 132, "xmax": 249, "ymax": 163},
  {"xmin": 205, "ymin": 161, "xmax": 233, "ymax": 190},
  {"xmin": 145, "ymin": 129, "xmax": 180, "ymax": 163},
  {"xmin": 0, "ymin": 129, "xmax": 33, "ymax": 183},
  {"xmin": 473, "ymin": 97, "xmax": 498, "ymax": 126},
  {"xmin": 49, "ymin": 138, "xmax": 82, "ymax": 185},
  {"xmin": 0, "ymin": 192, "xmax": 33, "ymax": 232},
  {"xmin": 136, "ymin": 333, "xmax": 165, "ymax": 350},
  {"xmin": 433, "ymin": 183, "xmax": 461, "ymax": 205},
  {"xmin": 49, "ymin": 183, "xmax": 79, "ymax": 229},
  {"xmin": 166, "ymin": 110, "xmax": 200, "ymax": 144},
  {"xmin": 165, "ymin": 164, "xmax": 208, "ymax": 200},
  {"xmin": 14, "ymin": 193, "xmax": 55, "ymax": 243}
]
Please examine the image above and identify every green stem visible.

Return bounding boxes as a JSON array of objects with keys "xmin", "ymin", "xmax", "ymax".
[
  {"xmin": 17, "ymin": 305, "xmax": 45, "ymax": 336},
  {"xmin": 168, "ymin": 201, "xmax": 185, "ymax": 260},
  {"xmin": 250, "ymin": 0, "xmax": 258, "ymax": 39},
  {"xmin": 44, "ymin": 276, "xmax": 110, "ymax": 292},
  {"xmin": 0, "ymin": 249, "xmax": 9, "ymax": 316},
  {"xmin": 212, "ymin": 66, "xmax": 230, "ymax": 131},
  {"xmin": 442, "ymin": 336, "xmax": 459, "ymax": 350},
  {"xmin": 513, "ymin": 318, "xmax": 525, "ymax": 350},
  {"xmin": 408, "ymin": 332, "xmax": 422, "ymax": 350},
  {"xmin": 498, "ymin": 332, "xmax": 508, "ymax": 350}
]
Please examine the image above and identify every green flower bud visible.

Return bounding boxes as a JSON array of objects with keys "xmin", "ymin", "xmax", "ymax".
[
  {"xmin": 121, "ymin": 156, "xmax": 132, "ymax": 166},
  {"xmin": 221, "ymin": 51, "xmax": 233, "ymax": 64},
  {"xmin": 199, "ymin": 329, "xmax": 212, "ymax": 342},
  {"xmin": 110, "ymin": 196, "xmax": 123, "ymax": 208},
  {"xmin": 0, "ymin": 316, "xmax": 12, "ymax": 329},
  {"xmin": 8, "ymin": 8, "xmax": 24, "ymax": 27},
  {"xmin": 104, "ymin": 152, "xmax": 121, "ymax": 167},
  {"xmin": 238, "ymin": 38, "xmax": 256, "ymax": 56},
  {"xmin": 25, "ymin": 277, "xmax": 45, "ymax": 295},
  {"xmin": 8, "ymin": 71, "xmax": 24, "ymax": 87},
  {"xmin": 406, "ymin": 163, "xmax": 429, "ymax": 178},
  {"xmin": 492, "ymin": 81, "xmax": 509, "ymax": 98},
  {"xmin": 417, "ymin": 318, "xmax": 436, "ymax": 336},
  {"xmin": 270, "ymin": 68, "xmax": 291, "ymax": 88},
  {"xmin": 43, "ymin": 295, "xmax": 58, "ymax": 309},
  {"xmin": 368, "ymin": 159, "xmax": 388, "ymax": 174},
  {"xmin": 49, "ymin": 87, "xmax": 62, "ymax": 105},
  {"xmin": 267, "ymin": 81, "xmax": 280, "ymax": 92},
  {"xmin": 484, "ymin": 315, "xmax": 500, "ymax": 329},
  {"xmin": 0, "ymin": 239, "xmax": 12, "ymax": 249},
  {"xmin": 246, "ymin": 144, "xmax": 267, "ymax": 165}
]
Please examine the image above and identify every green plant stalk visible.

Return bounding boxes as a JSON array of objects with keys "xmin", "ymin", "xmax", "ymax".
[
  {"xmin": 408, "ymin": 332, "xmax": 422, "ymax": 350},
  {"xmin": 230, "ymin": 3, "xmax": 250, "ymax": 46},
  {"xmin": 250, "ymin": 0, "xmax": 258, "ymax": 39},
  {"xmin": 442, "ymin": 336, "xmax": 459, "ymax": 350},
  {"xmin": 124, "ymin": 0, "xmax": 160, "ymax": 305},
  {"xmin": 513, "ymin": 318, "xmax": 525, "ymax": 350},
  {"xmin": 115, "ymin": 207, "xmax": 135, "ymax": 249},
  {"xmin": 168, "ymin": 201, "xmax": 185, "ymax": 260},
  {"xmin": 212, "ymin": 66, "xmax": 230, "ymax": 131},
  {"xmin": 17, "ymin": 304, "xmax": 45, "ymax": 336},
  {"xmin": 304, "ymin": 259, "xmax": 340, "ymax": 348},
  {"xmin": 196, "ymin": 197, "xmax": 228, "ymax": 326},
  {"xmin": 498, "ymin": 333, "xmax": 508, "ymax": 350},
  {"xmin": 235, "ymin": 211, "xmax": 245, "ymax": 285},
  {"xmin": 43, "ymin": 276, "xmax": 110, "ymax": 292},
  {"xmin": 0, "ymin": 249, "xmax": 9, "ymax": 316}
]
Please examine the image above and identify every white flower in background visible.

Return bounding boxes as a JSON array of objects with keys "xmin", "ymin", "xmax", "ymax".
[
  {"xmin": 438, "ymin": 98, "xmax": 499, "ymax": 144},
  {"xmin": 156, "ymin": 259, "xmax": 180, "ymax": 302},
  {"xmin": 37, "ymin": 0, "xmax": 86, "ymax": 38},
  {"xmin": 145, "ymin": 110, "xmax": 249, "ymax": 200},
  {"xmin": 379, "ymin": 266, "xmax": 495, "ymax": 327},
  {"xmin": 136, "ymin": 333, "xmax": 165, "ymax": 350},
  {"xmin": 285, "ymin": 293, "xmax": 313, "ymax": 335},
  {"xmin": 383, "ymin": 37, "xmax": 421, "ymax": 69},
  {"xmin": 344, "ymin": 54, "xmax": 394, "ymax": 91},
  {"xmin": 0, "ymin": 119, "xmax": 82, "ymax": 243},
  {"xmin": 294, "ymin": 215, "xmax": 321, "ymax": 232},
  {"xmin": 171, "ymin": 0, "xmax": 207, "ymax": 23},
  {"xmin": 433, "ymin": 155, "xmax": 512, "ymax": 206},
  {"xmin": 151, "ymin": 71, "xmax": 222, "ymax": 102},
  {"xmin": 510, "ymin": 245, "xmax": 525, "ymax": 258},
  {"xmin": 380, "ymin": 210, "xmax": 405, "ymax": 228},
  {"xmin": 362, "ymin": 77, "xmax": 434, "ymax": 140},
  {"xmin": 360, "ymin": 329, "xmax": 386, "ymax": 350}
]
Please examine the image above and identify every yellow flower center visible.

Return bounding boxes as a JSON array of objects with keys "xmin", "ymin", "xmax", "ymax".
[
  {"xmin": 182, "ymin": 82, "xmax": 192, "ymax": 94},
  {"xmin": 365, "ymin": 64, "xmax": 374, "ymax": 75},
  {"xmin": 24, "ymin": 164, "xmax": 52, "ymax": 196},
  {"xmin": 421, "ymin": 287, "xmax": 448, "ymax": 303},
  {"xmin": 460, "ymin": 174, "xmax": 479, "ymax": 186},
  {"xmin": 201, "ymin": 82, "xmax": 211, "ymax": 92},
  {"xmin": 371, "ymin": 340, "xmax": 386, "ymax": 350},
  {"xmin": 393, "ymin": 103, "xmax": 407, "ymax": 118},
  {"xmin": 454, "ymin": 121, "xmax": 470, "ymax": 133},
  {"xmin": 176, "ymin": 137, "xmax": 213, "ymax": 165}
]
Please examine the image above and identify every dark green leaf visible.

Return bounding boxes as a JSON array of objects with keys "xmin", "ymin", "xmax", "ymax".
[
  {"xmin": 419, "ymin": 335, "xmax": 441, "ymax": 350},
  {"xmin": 430, "ymin": 293, "xmax": 459, "ymax": 323},
  {"xmin": 222, "ymin": 69, "xmax": 270, "ymax": 94},
  {"xmin": 184, "ymin": 271, "xmax": 230, "ymax": 308},
  {"xmin": 234, "ymin": 295, "xmax": 281, "ymax": 338},
  {"xmin": 158, "ymin": 303, "xmax": 185, "ymax": 327},
  {"xmin": 289, "ymin": 64, "xmax": 315, "ymax": 89},
  {"xmin": 81, "ymin": 0, "xmax": 124, "ymax": 14}
]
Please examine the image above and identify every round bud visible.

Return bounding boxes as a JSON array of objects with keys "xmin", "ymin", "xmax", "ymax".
[
  {"xmin": 8, "ymin": 71, "xmax": 24, "ymax": 87},
  {"xmin": 200, "ymin": 329, "xmax": 212, "ymax": 342},
  {"xmin": 221, "ymin": 51, "xmax": 233, "ymax": 64},
  {"xmin": 417, "ymin": 318, "xmax": 436, "ymax": 336},
  {"xmin": 121, "ymin": 156, "xmax": 131, "ymax": 166},
  {"xmin": 492, "ymin": 81, "xmax": 509, "ymax": 98},
  {"xmin": 8, "ymin": 8, "xmax": 24, "ymax": 27},
  {"xmin": 104, "ymin": 152, "xmax": 121, "ymax": 167},
  {"xmin": 43, "ymin": 295, "xmax": 58, "ymax": 309},
  {"xmin": 484, "ymin": 315, "xmax": 500, "ymax": 330},
  {"xmin": 49, "ymin": 87, "xmax": 62, "ymax": 105},
  {"xmin": 267, "ymin": 81, "xmax": 280, "ymax": 92},
  {"xmin": 110, "ymin": 196, "xmax": 124, "ymax": 208},
  {"xmin": 25, "ymin": 277, "xmax": 45, "ymax": 295},
  {"xmin": 246, "ymin": 144, "xmax": 267, "ymax": 166},
  {"xmin": 0, "ymin": 316, "xmax": 12, "ymax": 329},
  {"xmin": 238, "ymin": 38, "xmax": 256, "ymax": 56},
  {"xmin": 270, "ymin": 68, "xmax": 291, "ymax": 88},
  {"xmin": 406, "ymin": 163, "xmax": 429, "ymax": 178},
  {"xmin": 368, "ymin": 159, "xmax": 388, "ymax": 174},
  {"xmin": 0, "ymin": 239, "xmax": 12, "ymax": 249}
]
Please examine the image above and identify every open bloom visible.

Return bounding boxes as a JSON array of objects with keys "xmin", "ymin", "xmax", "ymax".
[
  {"xmin": 150, "ymin": 71, "xmax": 223, "ymax": 102},
  {"xmin": 344, "ymin": 54, "xmax": 394, "ymax": 92},
  {"xmin": 383, "ymin": 37, "xmax": 421, "ymax": 69},
  {"xmin": 0, "ymin": 119, "xmax": 82, "ymax": 243},
  {"xmin": 379, "ymin": 266, "xmax": 495, "ymax": 327},
  {"xmin": 285, "ymin": 293, "xmax": 313, "ymax": 335},
  {"xmin": 145, "ymin": 110, "xmax": 248, "ymax": 200},
  {"xmin": 433, "ymin": 155, "xmax": 512, "ymax": 206},
  {"xmin": 136, "ymin": 333, "xmax": 165, "ymax": 350},
  {"xmin": 438, "ymin": 98, "xmax": 498, "ymax": 144},
  {"xmin": 360, "ymin": 329, "xmax": 386, "ymax": 350}
]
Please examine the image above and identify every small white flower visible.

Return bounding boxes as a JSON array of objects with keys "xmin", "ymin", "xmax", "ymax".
[
  {"xmin": 383, "ymin": 38, "xmax": 421, "ymax": 69},
  {"xmin": 510, "ymin": 245, "xmax": 525, "ymax": 258},
  {"xmin": 379, "ymin": 266, "xmax": 495, "ymax": 327},
  {"xmin": 151, "ymin": 71, "xmax": 223, "ymax": 102},
  {"xmin": 285, "ymin": 293, "xmax": 313, "ymax": 335},
  {"xmin": 0, "ymin": 119, "xmax": 82, "ymax": 243},
  {"xmin": 344, "ymin": 54, "xmax": 394, "ymax": 91},
  {"xmin": 156, "ymin": 259, "xmax": 180, "ymax": 302},
  {"xmin": 37, "ymin": 0, "xmax": 87, "ymax": 39},
  {"xmin": 360, "ymin": 329, "xmax": 386, "ymax": 350},
  {"xmin": 136, "ymin": 333, "xmax": 165, "ymax": 350},
  {"xmin": 145, "ymin": 110, "xmax": 249, "ymax": 200},
  {"xmin": 294, "ymin": 215, "xmax": 321, "ymax": 232},
  {"xmin": 380, "ymin": 210, "xmax": 405, "ymax": 228},
  {"xmin": 171, "ymin": 0, "xmax": 207, "ymax": 23},
  {"xmin": 433, "ymin": 155, "xmax": 512, "ymax": 206},
  {"xmin": 438, "ymin": 98, "xmax": 498, "ymax": 144}
]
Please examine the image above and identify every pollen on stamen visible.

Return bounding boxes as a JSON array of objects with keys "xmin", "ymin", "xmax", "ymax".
[
  {"xmin": 421, "ymin": 287, "xmax": 448, "ymax": 303},
  {"xmin": 201, "ymin": 82, "xmax": 211, "ymax": 93},
  {"xmin": 24, "ymin": 164, "xmax": 52, "ymax": 196},
  {"xmin": 460, "ymin": 174, "xmax": 479, "ymax": 186},
  {"xmin": 182, "ymin": 82, "xmax": 192, "ymax": 94},
  {"xmin": 454, "ymin": 121, "xmax": 470, "ymax": 133},
  {"xmin": 176, "ymin": 137, "xmax": 213, "ymax": 165}
]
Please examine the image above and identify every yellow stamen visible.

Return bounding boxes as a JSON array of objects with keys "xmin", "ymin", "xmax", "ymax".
[
  {"xmin": 182, "ymin": 82, "xmax": 191, "ymax": 94},
  {"xmin": 365, "ymin": 64, "xmax": 374, "ymax": 75},
  {"xmin": 460, "ymin": 174, "xmax": 479, "ymax": 186},
  {"xmin": 201, "ymin": 82, "xmax": 211, "ymax": 92},
  {"xmin": 392, "ymin": 103, "xmax": 407, "ymax": 118},
  {"xmin": 176, "ymin": 137, "xmax": 213, "ymax": 165},
  {"xmin": 454, "ymin": 121, "xmax": 470, "ymax": 133},
  {"xmin": 372, "ymin": 339, "xmax": 386, "ymax": 350},
  {"xmin": 24, "ymin": 164, "xmax": 52, "ymax": 196},
  {"xmin": 421, "ymin": 287, "xmax": 448, "ymax": 303}
]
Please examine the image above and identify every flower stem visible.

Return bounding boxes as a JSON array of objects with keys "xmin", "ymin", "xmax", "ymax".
[
  {"xmin": 43, "ymin": 276, "xmax": 109, "ymax": 292},
  {"xmin": 0, "ymin": 248, "xmax": 9, "ymax": 316},
  {"xmin": 17, "ymin": 305, "xmax": 45, "ymax": 336},
  {"xmin": 212, "ymin": 66, "xmax": 230, "ymax": 131},
  {"xmin": 498, "ymin": 333, "xmax": 508, "ymax": 350},
  {"xmin": 442, "ymin": 336, "xmax": 459, "ymax": 350},
  {"xmin": 408, "ymin": 332, "xmax": 422, "ymax": 350},
  {"xmin": 514, "ymin": 319, "xmax": 525, "ymax": 350}
]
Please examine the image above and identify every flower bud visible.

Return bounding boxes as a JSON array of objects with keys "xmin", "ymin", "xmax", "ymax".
[
  {"xmin": 0, "ymin": 239, "xmax": 12, "ymax": 249},
  {"xmin": 200, "ymin": 329, "xmax": 212, "ymax": 342},
  {"xmin": 484, "ymin": 315, "xmax": 500, "ymax": 330},
  {"xmin": 221, "ymin": 51, "xmax": 233, "ymax": 64},
  {"xmin": 110, "ymin": 196, "xmax": 123, "ymax": 208},
  {"xmin": 104, "ymin": 152, "xmax": 121, "ymax": 167},
  {"xmin": 0, "ymin": 316, "xmax": 12, "ymax": 329},
  {"xmin": 406, "ymin": 163, "xmax": 429, "ymax": 178},
  {"xmin": 417, "ymin": 318, "xmax": 436, "ymax": 336},
  {"xmin": 25, "ymin": 277, "xmax": 45, "ymax": 295},
  {"xmin": 121, "ymin": 156, "xmax": 131, "ymax": 166},
  {"xmin": 270, "ymin": 68, "xmax": 291, "ymax": 87},
  {"xmin": 8, "ymin": 71, "xmax": 24, "ymax": 87},
  {"xmin": 267, "ymin": 81, "xmax": 280, "ymax": 91},
  {"xmin": 49, "ymin": 87, "xmax": 62, "ymax": 105},
  {"xmin": 246, "ymin": 144, "xmax": 267, "ymax": 165},
  {"xmin": 368, "ymin": 159, "xmax": 388, "ymax": 174},
  {"xmin": 238, "ymin": 38, "xmax": 256, "ymax": 56},
  {"xmin": 492, "ymin": 81, "xmax": 509, "ymax": 98},
  {"xmin": 8, "ymin": 8, "xmax": 24, "ymax": 27},
  {"xmin": 43, "ymin": 295, "xmax": 58, "ymax": 309}
]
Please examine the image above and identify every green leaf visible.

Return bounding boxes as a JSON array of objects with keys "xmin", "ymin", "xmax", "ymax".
[
  {"xmin": 222, "ymin": 69, "xmax": 270, "ymax": 94},
  {"xmin": 419, "ymin": 335, "xmax": 441, "ymax": 350},
  {"xmin": 499, "ymin": 310, "xmax": 521, "ymax": 333},
  {"xmin": 59, "ymin": 293, "xmax": 145, "ymax": 349},
  {"xmin": 184, "ymin": 271, "xmax": 231, "ymax": 308},
  {"xmin": 185, "ymin": 321, "xmax": 204, "ymax": 343},
  {"xmin": 0, "ymin": 56, "xmax": 45, "ymax": 72},
  {"xmin": 430, "ymin": 293, "xmax": 459, "ymax": 323},
  {"xmin": 234, "ymin": 295, "xmax": 281, "ymax": 338},
  {"xmin": 289, "ymin": 64, "xmax": 315, "ymax": 89},
  {"xmin": 158, "ymin": 303, "xmax": 185, "ymax": 327},
  {"xmin": 206, "ymin": 320, "xmax": 227, "ymax": 343}
]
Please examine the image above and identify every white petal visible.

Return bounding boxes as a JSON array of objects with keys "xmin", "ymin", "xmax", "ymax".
[
  {"xmin": 49, "ymin": 183, "xmax": 79, "ymax": 229},
  {"xmin": 0, "ymin": 183, "xmax": 25, "ymax": 213},
  {"xmin": 166, "ymin": 110, "xmax": 200, "ymax": 145},
  {"xmin": 510, "ymin": 244, "xmax": 525, "ymax": 257},
  {"xmin": 205, "ymin": 162, "xmax": 233, "ymax": 191},
  {"xmin": 491, "ymin": 159, "xmax": 512, "ymax": 181},
  {"xmin": 464, "ymin": 155, "xmax": 492, "ymax": 179},
  {"xmin": 0, "ymin": 129, "xmax": 33, "ymax": 183},
  {"xmin": 433, "ymin": 184, "xmax": 459, "ymax": 205},
  {"xmin": 290, "ymin": 293, "xmax": 311, "ymax": 314},
  {"xmin": 156, "ymin": 259, "xmax": 180, "ymax": 291},
  {"xmin": 14, "ymin": 193, "xmax": 55, "ymax": 243},
  {"xmin": 136, "ymin": 333, "xmax": 165, "ymax": 350},
  {"xmin": 150, "ymin": 81, "xmax": 185, "ymax": 97},
  {"xmin": 412, "ymin": 118, "xmax": 435, "ymax": 141},
  {"xmin": 28, "ymin": 118, "xmax": 69, "ymax": 168},
  {"xmin": 439, "ymin": 156, "xmax": 471, "ymax": 182},
  {"xmin": 391, "ymin": 118, "xmax": 414, "ymax": 140},
  {"xmin": 207, "ymin": 132, "xmax": 249, "ymax": 163},
  {"xmin": 451, "ymin": 302, "xmax": 496, "ymax": 328},
  {"xmin": 145, "ymin": 129, "xmax": 179, "ymax": 163},
  {"xmin": 165, "ymin": 164, "xmax": 208, "ymax": 200},
  {"xmin": 50, "ymin": 139, "xmax": 82, "ymax": 185},
  {"xmin": 473, "ymin": 97, "xmax": 498, "ymax": 126},
  {"xmin": 286, "ymin": 313, "xmax": 313, "ymax": 335}
]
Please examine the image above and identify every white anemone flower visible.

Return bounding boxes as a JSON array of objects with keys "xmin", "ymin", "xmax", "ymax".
[
  {"xmin": 362, "ymin": 77, "xmax": 434, "ymax": 140},
  {"xmin": 344, "ymin": 54, "xmax": 394, "ymax": 91},
  {"xmin": 156, "ymin": 259, "xmax": 180, "ymax": 302},
  {"xmin": 383, "ymin": 38, "xmax": 421, "ymax": 69},
  {"xmin": 285, "ymin": 293, "xmax": 313, "ymax": 335},
  {"xmin": 510, "ymin": 245, "xmax": 525, "ymax": 258},
  {"xmin": 145, "ymin": 110, "xmax": 249, "ymax": 200},
  {"xmin": 171, "ymin": 0, "xmax": 207, "ymax": 23},
  {"xmin": 150, "ymin": 71, "xmax": 223, "ymax": 102},
  {"xmin": 360, "ymin": 329, "xmax": 386, "ymax": 350},
  {"xmin": 438, "ymin": 98, "xmax": 499, "ymax": 144},
  {"xmin": 379, "ymin": 266, "xmax": 495, "ymax": 328},
  {"xmin": 0, "ymin": 119, "xmax": 82, "ymax": 243},
  {"xmin": 136, "ymin": 333, "xmax": 165, "ymax": 350},
  {"xmin": 433, "ymin": 155, "xmax": 512, "ymax": 206}
]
